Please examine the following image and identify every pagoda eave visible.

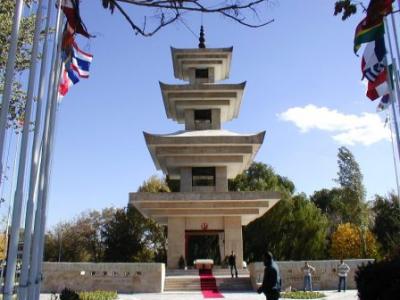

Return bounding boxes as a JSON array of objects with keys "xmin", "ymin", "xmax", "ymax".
[
  {"xmin": 171, "ymin": 47, "xmax": 233, "ymax": 81},
  {"xmin": 159, "ymin": 82, "xmax": 245, "ymax": 123},
  {"xmin": 143, "ymin": 130, "xmax": 265, "ymax": 178},
  {"xmin": 130, "ymin": 191, "xmax": 280, "ymax": 225}
]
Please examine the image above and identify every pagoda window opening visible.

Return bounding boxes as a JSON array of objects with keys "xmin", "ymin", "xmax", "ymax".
[
  {"xmin": 192, "ymin": 167, "xmax": 215, "ymax": 187},
  {"xmin": 194, "ymin": 109, "xmax": 212, "ymax": 130},
  {"xmin": 195, "ymin": 68, "xmax": 209, "ymax": 79}
]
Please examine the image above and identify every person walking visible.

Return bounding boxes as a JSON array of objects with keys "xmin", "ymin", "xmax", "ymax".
[
  {"xmin": 302, "ymin": 261, "xmax": 316, "ymax": 292},
  {"xmin": 228, "ymin": 251, "xmax": 238, "ymax": 278},
  {"xmin": 337, "ymin": 259, "xmax": 350, "ymax": 292},
  {"xmin": 257, "ymin": 251, "xmax": 281, "ymax": 300}
]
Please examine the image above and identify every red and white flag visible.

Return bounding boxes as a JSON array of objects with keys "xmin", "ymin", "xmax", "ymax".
[
  {"xmin": 60, "ymin": 0, "xmax": 91, "ymax": 38},
  {"xmin": 366, "ymin": 69, "xmax": 389, "ymax": 100}
]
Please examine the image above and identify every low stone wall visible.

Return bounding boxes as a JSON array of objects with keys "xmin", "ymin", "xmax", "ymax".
[
  {"xmin": 248, "ymin": 259, "xmax": 374, "ymax": 291},
  {"xmin": 42, "ymin": 262, "xmax": 165, "ymax": 293}
]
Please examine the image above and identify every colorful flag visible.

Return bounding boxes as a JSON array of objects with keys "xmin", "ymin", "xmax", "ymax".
[
  {"xmin": 366, "ymin": 69, "xmax": 389, "ymax": 100},
  {"xmin": 362, "ymin": 37, "xmax": 386, "ymax": 81},
  {"xmin": 354, "ymin": 16, "xmax": 384, "ymax": 54},
  {"xmin": 353, "ymin": 0, "xmax": 393, "ymax": 54},
  {"xmin": 377, "ymin": 94, "xmax": 392, "ymax": 111},
  {"xmin": 71, "ymin": 43, "xmax": 93, "ymax": 78},
  {"xmin": 367, "ymin": 0, "xmax": 393, "ymax": 17},
  {"xmin": 60, "ymin": 0, "xmax": 92, "ymax": 38},
  {"xmin": 59, "ymin": 64, "xmax": 80, "ymax": 96}
]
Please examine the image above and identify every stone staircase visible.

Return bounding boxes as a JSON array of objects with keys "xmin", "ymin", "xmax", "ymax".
[{"xmin": 164, "ymin": 268, "xmax": 253, "ymax": 292}]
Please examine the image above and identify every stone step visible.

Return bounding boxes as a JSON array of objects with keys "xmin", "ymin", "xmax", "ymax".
[
  {"xmin": 166, "ymin": 268, "xmax": 249, "ymax": 277},
  {"xmin": 164, "ymin": 275, "xmax": 252, "ymax": 292}
]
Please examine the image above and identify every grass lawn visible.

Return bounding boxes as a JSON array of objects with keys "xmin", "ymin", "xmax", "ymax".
[{"xmin": 280, "ymin": 291, "xmax": 327, "ymax": 299}]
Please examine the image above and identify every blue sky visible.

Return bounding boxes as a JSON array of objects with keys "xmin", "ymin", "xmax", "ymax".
[{"xmin": 3, "ymin": 0, "xmax": 398, "ymax": 227}]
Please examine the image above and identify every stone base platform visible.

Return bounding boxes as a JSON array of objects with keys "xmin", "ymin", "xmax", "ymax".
[{"xmin": 165, "ymin": 268, "xmax": 252, "ymax": 292}]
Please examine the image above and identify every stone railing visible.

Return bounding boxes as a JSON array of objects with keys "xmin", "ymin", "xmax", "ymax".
[
  {"xmin": 42, "ymin": 262, "xmax": 165, "ymax": 293},
  {"xmin": 248, "ymin": 259, "xmax": 374, "ymax": 291}
]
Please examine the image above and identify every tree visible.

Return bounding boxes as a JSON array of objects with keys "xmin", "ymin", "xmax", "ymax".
[
  {"xmin": 330, "ymin": 223, "xmax": 378, "ymax": 259},
  {"xmin": 244, "ymin": 194, "xmax": 329, "ymax": 261},
  {"xmin": 334, "ymin": 146, "xmax": 368, "ymax": 226},
  {"xmin": 44, "ymin": 208, "xmax": 115, "ymax": 262},
  {"xmin": 102, "ymin": 175, "xmax": 168, "ymax": 262},
  {"xmin": 372, "ymin": 193, "xmax": 400, "ymax": 258},
  {"xmin": 138, "ymin": 175, "xmax": 170, "ymax": 193},
  {"xmin": 231, "ymin": 163, "xmax": 328, "ymax": 261},
  {"xmin": 101, "ymin": 0, "xmax": 274, "ymax": 37},
  {"xmin": 229, "ymin": 162, "xmax": 295, "ymax": 195},
  {"xmin": 0, "ymin": 0, "xmax": 41, "ymax": 129}
]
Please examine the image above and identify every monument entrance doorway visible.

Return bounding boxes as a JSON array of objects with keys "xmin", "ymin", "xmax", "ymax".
[{"xmin": 185, "ymin": 230, "xmax": 223, "ymax": 267}]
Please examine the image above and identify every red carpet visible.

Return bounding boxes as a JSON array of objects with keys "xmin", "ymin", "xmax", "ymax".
[{"xmin": 199, "ymin": 269, "xmax": 224, "ymax": 298}]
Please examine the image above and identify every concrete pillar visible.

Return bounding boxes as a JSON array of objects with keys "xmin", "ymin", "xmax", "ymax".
[
  {"xmin": 224, "ymin": 216, "xmax": 243, "ymax": 269},
  {"xmin": 211, "ymin": 109, "xmax": 221, "ymax": 129},
  {"xmin": 208, "ymin": 67, "xmax": 215, "ymax": 83},
  {"xmin": 167, "ymin": 217, "xmax": 186, "ymax": 268},
  {"xmin": 180, "ymin": 167, "xmax": 192, "ymax": 192},
  {"xmin": 215, "ymin": 166, "xmax": 228, "ymax": 192},
  {"xmin": 184, "ymin": 109, "xmax": 195, "ymax": 130}
]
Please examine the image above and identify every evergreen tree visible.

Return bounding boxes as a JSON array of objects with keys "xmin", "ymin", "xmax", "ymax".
[{"xmin": 372, "ymin": 193, "xmax": 400, "ymax": 258}]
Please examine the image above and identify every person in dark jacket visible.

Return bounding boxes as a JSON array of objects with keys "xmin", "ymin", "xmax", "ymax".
[
  {"xmin": 257, "ymin": 251, "xmax": 281, "ymax": 300},
  {"xmin": 228, "ymin": 251, "xmax": 238, "ymax": 278}
]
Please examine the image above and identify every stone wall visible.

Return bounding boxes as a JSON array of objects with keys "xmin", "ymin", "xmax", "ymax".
[
  {"xmin": 42, "ymin": 262, "xmax": 165, "ymax": 293},
  {"xmin": 248, "ymin": 259, "xmax": 374, "ymax": 291}
]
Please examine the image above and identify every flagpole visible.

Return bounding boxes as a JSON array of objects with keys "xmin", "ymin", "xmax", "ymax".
[
  {"xmin": 387, "ymin": 112, "xmax": 400, "ymax": 199},
  {"xmin": 383, "ymin": 17, "xmax": 400, "ymax": 198},
  {"xmin": 31, "ymin": 48, "xmax": 63, "ymax": 300},
  {"xmin": 27, "ymin": 2, "xmax": 63, "ymax": 299},
  {"xmin": 18, "ymin": 1, "xmax": 54, "ymax": 299},
  {"xmin": 0, "ymin": 0, "xmax": 25, "ymax": 189},
  {"xmin": 3, "ymin": 0, "xmax": 46, "ymax": 298}
]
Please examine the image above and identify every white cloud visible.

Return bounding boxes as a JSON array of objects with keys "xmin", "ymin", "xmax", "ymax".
[{"xmin": 278, "ymin": 104, "xmax": 390, "ymax": 146}]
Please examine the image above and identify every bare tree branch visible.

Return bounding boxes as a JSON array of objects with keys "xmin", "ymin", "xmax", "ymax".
[{"xmin": 102, "ymin": 0, "xmax": 273, "ymax": 37}]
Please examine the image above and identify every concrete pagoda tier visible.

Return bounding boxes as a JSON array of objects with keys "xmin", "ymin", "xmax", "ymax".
[
  {"xmin": 143, "ymin": 130, "xmax": 265, "ymax": 179},
  {"xmin": 160, "ymin": 82, "xmax": 245, "ymax": 125},
  {"xmin": 130, "ymin": 191, "xmax": 280, "ymax": 226},
  {"xmin": 171, "ymin": 47, "xmax": 233, "ymax": 82},
  {"xmin": 130, "ymin": 34, "xmax": 280, "ymax": 269}
]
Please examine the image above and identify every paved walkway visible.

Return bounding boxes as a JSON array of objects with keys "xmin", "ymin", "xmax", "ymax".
[
  {"xmin": 40, "ymin": 291, "xmax": 358, "ymax": 300},
  {"xmin": 115, "ymin": 290, "xmax": 358, "ymax": 300}
]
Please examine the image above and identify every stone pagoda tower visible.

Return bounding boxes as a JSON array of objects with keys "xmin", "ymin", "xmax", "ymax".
[{"xmin": 130, "ymin": 28, "xmax": 280, "ymax": 269}]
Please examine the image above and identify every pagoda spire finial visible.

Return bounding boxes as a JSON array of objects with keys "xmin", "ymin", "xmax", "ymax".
[{"xmin": 198, "ymin": 25, "xmax": 206, "ymax": 48}]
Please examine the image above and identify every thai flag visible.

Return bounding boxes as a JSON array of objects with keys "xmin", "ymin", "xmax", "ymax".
[
  {"xmin": 59, "ymin": 64, "xmax": 80, "ymax": 96},
  {"xmin": 71, "ymin": 43, "xmax": 93, "ymax": 78}
]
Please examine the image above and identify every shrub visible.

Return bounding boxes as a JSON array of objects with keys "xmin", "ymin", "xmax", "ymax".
[
  {"xmin": 280, "ymin": 291, "xmax": 326, "ymax": 299},
  {"xmin": 78, "ymin": 291, "xmax": 117, "ymax": 300},
  {"xmin": 355, "ymin": 257, "xmax": 400, "ymax": 300},
  {"xmin": 60, "ymin": 288, "xmax": 79, "ymax": 300},
  {"xmin": 178, "ymin": 255, "xmax": 186, "ymax": 269}
]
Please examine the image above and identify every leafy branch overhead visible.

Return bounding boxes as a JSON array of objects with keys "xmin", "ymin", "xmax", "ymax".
[
  {"xmin": 334, "ymin": 0, "xmax": 362, "ymax": 20},
  {"xmin": 101, "ymin": 0, "xmax": 274, "ymax": 36}
]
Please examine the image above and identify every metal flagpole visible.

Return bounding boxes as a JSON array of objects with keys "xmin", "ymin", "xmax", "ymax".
[
  {"xmin": 27, "ymin": 1, "xmax": 63, "ymax": 298},
  {"xmin": 0, "ymin": 134, "xmax": 21, "ymax": 284},
  {"xmin": 19, "ymin": 1, "xmax": 54, "ymax": 299},
  {"xmin": 32, "ymin": 48, "xmax": 63, "ymax": 300},
  {"xmin": 0, "ymin": 0, "xmax": 24, "ymax": 188},
  {"xmin": 387, "ymin": 113, "xmax": 400, "ymax": 198},
  {"xmin": 3, "ymin": 0, "xmax": 46, "ymax": 299},
  {"xmin": 33, "ymin": 23, "xmax": 65, "ymax": 300},
  {"xmin": 384, "ymin": 18, "xmax": 400, "ymax": 149}
]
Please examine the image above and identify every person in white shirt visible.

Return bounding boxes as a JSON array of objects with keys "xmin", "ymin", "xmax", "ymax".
[
  {"xmin": 301, "ymin": 261, "xmax": 316, "ymax": 292},
  {"xmin": 337, "ymin": 260, "xmax": 350, "ymax": 292}
]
